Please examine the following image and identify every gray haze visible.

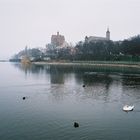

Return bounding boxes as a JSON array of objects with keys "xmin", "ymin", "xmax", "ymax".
[{"xmin": 0, "ymin": 0, "xmax": 140, "ymax": 59}]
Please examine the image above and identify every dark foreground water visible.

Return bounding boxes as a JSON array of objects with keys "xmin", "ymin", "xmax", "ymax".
[{"xmin": 1, "ymin": 62, "xmax": 140, "ymax": 140}]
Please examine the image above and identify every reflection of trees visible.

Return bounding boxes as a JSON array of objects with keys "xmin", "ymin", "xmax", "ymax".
[
  {"xmin": 13, "ymin": 63, "xmax": 138, "ymax": 103},
  {"xmin": 83, "ymin": 73, "xmax": 112, "ymax": 86},
  {"xmin": 121, "ymin": 74, "xmax": 140, "ymax": 103},
  {"xmin": 122, "ymin": 75, "xmax": 140, "ymax": 86},
  {"xmin": 82, "ymin": 73, "xmax": 113, "ymax": 102},
  {"xmin": 12, "ymin": 63, "xmax": 45, "ymax": 75},
  {"xmin": 50, "ymin": 66, "xmax": 64, "ymax": 84},
  {"xmin": 70, "ymin": 67, "xmax": 114, "ymax": 102}
]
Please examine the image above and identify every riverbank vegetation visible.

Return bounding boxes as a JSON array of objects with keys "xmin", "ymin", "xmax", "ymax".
[
  {"xmin": 10, "ymin": 35, "xmax": 140, "ymax": 62},
  {"xmin": 75, "ymin": 35, "xmax": 140, "ymax": 61}
]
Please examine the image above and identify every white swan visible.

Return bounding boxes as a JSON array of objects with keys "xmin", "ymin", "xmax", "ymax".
[{"xmin": 123, "ymin": 105, "xmax": 134, "ymax": 111}]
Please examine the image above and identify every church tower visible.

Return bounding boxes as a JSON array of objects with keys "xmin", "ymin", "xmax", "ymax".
[{"xmin": 106, "ymin": 28, "xmax": 110, "ymax": 40}]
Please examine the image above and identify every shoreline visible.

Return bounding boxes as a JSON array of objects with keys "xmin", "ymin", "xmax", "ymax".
[{"xmin": 32, "ymin": 61, "xmax": 140, "ymax": 69}]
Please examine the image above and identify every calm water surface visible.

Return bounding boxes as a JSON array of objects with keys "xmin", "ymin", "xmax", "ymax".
[{"xmin": 0, "ymin": 62, "xmax": 140, "ymax": 140}]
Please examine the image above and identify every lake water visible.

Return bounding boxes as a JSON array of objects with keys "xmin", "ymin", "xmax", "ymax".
[{"xmin": 0, "ymin": 62, "xmax": 140, "ymax": 140}]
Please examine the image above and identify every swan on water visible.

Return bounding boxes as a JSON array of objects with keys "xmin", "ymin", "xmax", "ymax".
[{"xmin": 123, "ymin": 105, "xmax": 134, "ymax": 111}]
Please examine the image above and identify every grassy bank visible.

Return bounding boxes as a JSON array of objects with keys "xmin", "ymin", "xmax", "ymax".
[{"xmin": 33, "ymin": 61, "xmax": 140, "ymax": 68}]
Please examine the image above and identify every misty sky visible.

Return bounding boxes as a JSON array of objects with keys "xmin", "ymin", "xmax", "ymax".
[{"xmin": 0, "ymin": 0, "xmax": 140, "ymax": 59}]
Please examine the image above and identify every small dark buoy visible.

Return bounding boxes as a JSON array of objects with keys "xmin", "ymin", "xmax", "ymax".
[
  {"xmin": 74, "ymin": 122, "xmax": 79, "ymax": 128},
  {"xmin": 22, "ymin": 97, "xmax": 26, "ymax": 100},
  {"xmin": 83, "ymin": 84, "xmax": 85, "ymax": 87}
]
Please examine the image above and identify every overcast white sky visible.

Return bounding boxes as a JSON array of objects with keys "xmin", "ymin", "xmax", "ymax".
[{"xmin": 0, "ymin": 0, "xmax": 140, "ymax": 59}]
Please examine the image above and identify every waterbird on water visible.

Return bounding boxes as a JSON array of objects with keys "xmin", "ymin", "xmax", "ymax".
[
  {"xmin": 74, "ymin": 122, "xmax": 79, "ymax": 128},
  {"xmin": 22, "ymin": 97, "xmax": 26, "ymax": 100},
  {"xmin": 82, "ymin": 84, "xmax": 85, "ymax": 87},
  {"xmin": 123, "ymin": 105, "xmax": 134, "ymax": 112}
]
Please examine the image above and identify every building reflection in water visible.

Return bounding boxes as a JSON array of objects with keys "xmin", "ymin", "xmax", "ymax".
[{"xmin": 50, "ymin": 66, "xmax": 64, "ymax": 84}]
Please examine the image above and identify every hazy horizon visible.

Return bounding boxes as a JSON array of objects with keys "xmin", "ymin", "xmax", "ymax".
[{"xmin": 0, "ymin": 0, "xmax": 140, "ymax": 59}]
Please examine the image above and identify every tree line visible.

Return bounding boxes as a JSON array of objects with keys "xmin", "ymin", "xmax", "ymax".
[
  {"xmin": 74, "ymin": 35, "xmax": 140, "ymax": 61},
  {"xmin": 10, "ymin": 35, "xmax": 140, "ymax": 62}
]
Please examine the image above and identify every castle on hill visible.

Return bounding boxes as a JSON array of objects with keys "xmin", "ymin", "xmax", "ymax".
[
  {"xmin": 85, "ymin": 28, "xmax": 110, "ymax": 42},
  {"xmin": 51, "ymin": 31, "xmax": 65, "ymax": 47}
]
